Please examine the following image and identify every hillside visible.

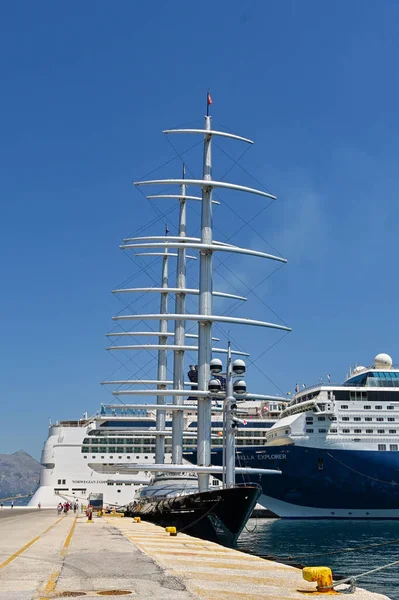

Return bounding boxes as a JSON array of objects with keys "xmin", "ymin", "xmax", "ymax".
[{"xmin": 0, "ymin": 450, "xmax": 41, "ymax": 500}]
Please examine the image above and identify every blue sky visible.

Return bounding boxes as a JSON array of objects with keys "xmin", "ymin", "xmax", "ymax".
[{"xmin": 1, "ymin": 1, "xmax": 399, "ymax": 458}]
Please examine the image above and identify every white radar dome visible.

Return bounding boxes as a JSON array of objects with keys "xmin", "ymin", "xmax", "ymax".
[{"xmin": 374, "ymin": 353, "xmax": 393, "ymax": 369}]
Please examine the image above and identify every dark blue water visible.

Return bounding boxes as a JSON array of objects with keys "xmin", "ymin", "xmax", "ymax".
[{"xmin": 238, "ymin": 519, "xmax": 399, "ymax": 599}]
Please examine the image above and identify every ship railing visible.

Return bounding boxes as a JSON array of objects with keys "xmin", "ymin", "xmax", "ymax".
[
  {"xmin": 235, "ymin": 482, "xmax": 262, "ymax": 491},
  {"xmin": 292, "ymin": 382, "xmax": 340, "ymax": 397}
]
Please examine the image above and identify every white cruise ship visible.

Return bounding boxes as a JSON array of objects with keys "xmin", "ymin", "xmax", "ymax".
[{"xmin": 29, "ymin": 398, "xmax": 284, "ymax": 508}]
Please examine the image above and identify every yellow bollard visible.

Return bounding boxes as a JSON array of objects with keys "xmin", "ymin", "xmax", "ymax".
[
  {"xmin": 97, "ymin": 510, "xmax": 102, "ymax": 517},
  {"xmin": 133, "ymin": 517, "xmax": 141, "ymax": 523},
  {"xmin": 303, "ymin": 566, "xmax": 335, "ymax": 593},
  {"xmin": 165, "ymin": 526, "xmax": 177, "ymax": 536}
]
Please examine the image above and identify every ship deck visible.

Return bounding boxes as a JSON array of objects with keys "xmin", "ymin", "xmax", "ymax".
[{"xmin": 0, "ymin": 509, "xmax": 391, "ymax": 599}]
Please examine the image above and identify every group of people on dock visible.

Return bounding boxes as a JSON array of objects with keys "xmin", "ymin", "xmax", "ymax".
[{"xmin": 57, "ymin": 501, "xmax": 79, "ymax": 514}]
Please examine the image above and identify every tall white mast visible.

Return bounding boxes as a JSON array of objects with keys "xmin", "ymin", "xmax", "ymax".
[
  {"xmin": 155, "ymin": 238, "xmax": 169, "ymax": 464},
  {"xmin": 197, "ymin": 112, "xmax": 213, "ymax": 491},
  {"xmin": 104, "ymin": 98, "xmax": 291, "ymax": 485},
  {"xmin": 171, "ymin": 165, "xmax": 187, "ymax": 464}
]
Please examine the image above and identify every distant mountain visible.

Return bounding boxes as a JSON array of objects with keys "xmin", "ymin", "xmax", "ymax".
[{"xmin": 0, "ymin": 450, "xmax": 41, "ymax": 500}]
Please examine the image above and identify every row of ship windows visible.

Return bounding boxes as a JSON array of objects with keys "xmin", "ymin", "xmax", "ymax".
[
  {"xmin": 82, "ymin": 441, "xmax": 265, "ymax": 456},
  {"xmin": 106, "ymin": 483, "xmax": 133, "ymax": 486},
  {"xmin": 82, "ymin": 431, "xmax": 264, "ymax": 445},
  {"xmin": 307, "ymin": 417, "xmax": 396, "ymax": 423},
  {"xmin": 306, "ymin": 428, "xmax": 397, "ymax": 434},
  {"xmin": 340, "ymin": 405, "xmax": 395, "ymax": 410},
  {"xmin": 81, "ymin": 439, "xmax": 264, "ymax": 454}
]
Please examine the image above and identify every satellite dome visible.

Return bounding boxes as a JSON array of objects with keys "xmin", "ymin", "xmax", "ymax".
[
  {"xmin": 353, "ymin": 366, "xmax": 365, "ymax": 374},
  {"xmin": 374, "ymin": 353, "xmax": 393, "ymax": 369}
]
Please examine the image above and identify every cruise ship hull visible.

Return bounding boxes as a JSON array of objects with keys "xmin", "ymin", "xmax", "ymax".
[
  {"xmin": 128, "ymin": 486, "xmax": 261, "ymax": 546},
  {"xmin": 184, "ymin": 446, "xmax": 399, "ymax": 519}
]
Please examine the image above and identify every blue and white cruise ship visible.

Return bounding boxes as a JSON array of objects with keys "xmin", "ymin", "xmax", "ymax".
[{"xmin": 188, "ymin": 353, "xmax": 399, "ymax": 518}]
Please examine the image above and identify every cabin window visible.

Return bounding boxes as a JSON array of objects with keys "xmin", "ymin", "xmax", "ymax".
[
  {"xmin": 318, "ymin": 428, "xmax": 327, "ymax": 433},
  {"xmin": 390, "ymin": 445, "xmax": 398, "ymax": 451},
  {"xmin": 342, "ymin": 417, "xmax": 349, "ymax": 421},
  {"xmin": 331, "ymin": 416, "xmax": 337, "ymax": 421},
  {"xmin": 366, "ymin": 429, "xmax": 373, "ymax": 433},
  {"xmin": 343, "ymin": 429, "xmax": 350, "ymax": 433},
  {"xmin": 306, "ymin": 417, "xmax": 313, "ymax": 423},
  {"xmin": 365, "ymin": 417, "xmax": 372, "ymax": 422},
  {"xmin": 389, "ymin": 430, "xmax": 397, "ymax": 434},
  {"xmin": 354, "ymin": 417, "xmax": 361, "ymax": 422},
  {"xmin": 388, "ymin": 418, "xmax": 395, "ymax": 422},
  {"xmin": 377, "ymin": 429, "xmax": 385, "ymax": 433},
  {"xmin": 376, "ymin": 406, "xmax": 383, "ymax": 410},
  {"xmin": 354, "ymin": 429, "xmax": 362, "ymax": 433},
  {"xmin": 330, "ymin": 429, "xmax": 337, "ymax": 433},
  {"xmin": 387, "ymin": 406, "xmax": 394, "ymax": 410},
  {"xmin": 306, "ymin": 428, "xmax": 314, "ymax": 433},
  {"xmin": 341, "ymin": 405, "xmax": 348, "ymax": 409},
  {"xmin": 378, "ymin": 444, "xmax": 387, "ymax": 451},
  {"xmin": 377, "ymin": 418, "xmax": 384, "ymax": 422},
  {"xmin": 364, "ymin": 406, "xmax": 371, "ymax": 410},
  {"xmin": 318, "ymin": 416, "xmax": 326, "ymax": 421}
]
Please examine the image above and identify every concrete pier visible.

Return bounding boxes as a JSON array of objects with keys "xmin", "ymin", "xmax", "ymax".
[{"xmin": 0, "ymin": 510, "xmax": 391, "ymax": 599}]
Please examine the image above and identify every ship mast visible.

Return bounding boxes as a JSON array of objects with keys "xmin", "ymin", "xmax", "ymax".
[
  {"xmin": 155, "ymin": 237, "xmax": 169, "ymax": 464},
  {"xmin": 103, "ymin": 97, "xmax": 291, "ymax": 487},
  {"xmin": 197, "ymin": 112, "xmax": 213, "ymax": 491},
  {"xmin": 171, "ymin": 165, "xmax": 187, "ymax": 464}
]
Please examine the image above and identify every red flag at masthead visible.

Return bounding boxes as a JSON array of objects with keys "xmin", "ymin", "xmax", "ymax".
[{"xmin": 206, "ymin": 92, "xmax": 213, "ymax": 116}]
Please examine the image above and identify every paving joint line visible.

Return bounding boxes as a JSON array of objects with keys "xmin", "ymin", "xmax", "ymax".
[{"xmin": 0, "ymin": 515, "xmax": 66, "ymax": 570}]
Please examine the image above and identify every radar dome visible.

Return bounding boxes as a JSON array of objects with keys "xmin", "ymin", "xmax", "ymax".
[{"xmin": 374, "ymin": 353, "xmax": 393, "ymax": 369}]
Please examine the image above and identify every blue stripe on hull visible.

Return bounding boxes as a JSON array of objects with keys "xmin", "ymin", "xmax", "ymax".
[{"xmin": 183, "ymin": 446, "xmax": 399, "ymax": 517}]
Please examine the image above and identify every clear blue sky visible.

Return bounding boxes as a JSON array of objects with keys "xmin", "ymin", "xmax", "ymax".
[{"xmin": 1, "ymin": 1, "xmax": 399, "ymax": 459}]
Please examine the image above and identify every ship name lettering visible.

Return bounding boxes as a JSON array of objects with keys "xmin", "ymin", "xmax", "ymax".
[{"xmin": 257, "ymin": 454, "xmax": 287, "ymax": 460}]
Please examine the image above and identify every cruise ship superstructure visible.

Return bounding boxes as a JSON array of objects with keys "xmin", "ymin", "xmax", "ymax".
[{"xmin": 29, "ymin": 399, "xmax": 284, "ymax": 508}]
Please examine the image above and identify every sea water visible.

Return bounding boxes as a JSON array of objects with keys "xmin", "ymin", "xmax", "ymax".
[{"xmin": 238, "ymin": 519, "xmax": 399, "ymax": 599}]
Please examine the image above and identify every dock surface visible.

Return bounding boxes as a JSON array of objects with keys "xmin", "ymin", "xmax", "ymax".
[{"xmin": 0, "ymin": 509, "xmax": 391, "ymax": 599}]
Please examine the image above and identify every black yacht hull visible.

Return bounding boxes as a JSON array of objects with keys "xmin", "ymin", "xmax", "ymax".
[{"xmin": 127, "ymin": 485, "xmax": 261, "ymax": 547}]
